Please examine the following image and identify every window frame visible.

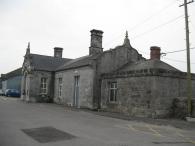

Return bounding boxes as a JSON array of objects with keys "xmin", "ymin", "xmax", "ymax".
[
  {"xmin": 109, "ymin": 82, "xmax": 117, "ymax": 103},
  {"xmin": 58, "ymin": 78, "xmax": 62, "ymax": 98},
  {"xmin": 40, "ymin": 77, "xmax": 47, "ymax": 94}
]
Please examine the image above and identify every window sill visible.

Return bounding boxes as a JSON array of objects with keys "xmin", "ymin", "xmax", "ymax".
[
  {"xmin": 108, "ymin": 101, "xmax": 118, "ymax": 104},
  {"xmin": 39, "ymin": 94, "xmax": 48, "ymax": 97}
]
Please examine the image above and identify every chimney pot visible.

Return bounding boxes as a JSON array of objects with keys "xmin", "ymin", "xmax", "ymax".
[
  {"xmin": 150, "ymin": 46, "xmax": 161, "ymax": 60},
  {"xmin": 89, "ymin": 29, "xmax": 104, "ymax": 55},
  {"xmin": 54, "ymin": 47, "xmax": 63, "ymax": 58}
]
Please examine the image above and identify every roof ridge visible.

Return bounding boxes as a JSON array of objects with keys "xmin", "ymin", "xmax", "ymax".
[
  {"xmin": 30, "ymin": 53, "xmax": 72, "ymax": 60},
  {"xmin": 118, "ymin": 59, "xmax": 181, "ymax": 72},
  {"xmin": 56, "ymin": 54, "xmax": 98, "ymax": 71}
]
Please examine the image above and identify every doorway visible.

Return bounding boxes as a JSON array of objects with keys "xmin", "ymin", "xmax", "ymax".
[{"xmin": 73, "ymin": 76, "xmax": 79, "ymax": 107}]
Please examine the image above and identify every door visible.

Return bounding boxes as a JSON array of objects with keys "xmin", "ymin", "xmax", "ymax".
[
  {"xmin": 25, "ymin": 76, "xmax": 30, "ymax": 101},
  {"xmin": 73, "ymin": 76, "xmax": 79, "ymax": 107}
]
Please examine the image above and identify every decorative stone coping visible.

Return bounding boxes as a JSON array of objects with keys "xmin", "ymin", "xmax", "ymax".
[{"xmin": 101, "ymin": 68, "xmax": 195, "ymax": 80}]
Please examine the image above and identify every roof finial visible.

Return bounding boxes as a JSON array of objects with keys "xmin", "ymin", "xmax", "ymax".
[
  {"xmin": 27, "ymin": 42, "xmax": 30, "ymax": 49},
  {"xmin": 26, "ymin": 42, "xmax": 30, "ymax": 56},
  {"xmin": 125, "ymin": 30, "xmax": 128, "ymax": 38},
  {"xmin": 123, "ymin": 31, "xmax": 131, "ymax": 47}
]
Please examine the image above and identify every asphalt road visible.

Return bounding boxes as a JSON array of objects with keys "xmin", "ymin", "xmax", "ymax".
[{"xmin": 0, "ymin": 96, "xmax": 195, "ymax": 146}]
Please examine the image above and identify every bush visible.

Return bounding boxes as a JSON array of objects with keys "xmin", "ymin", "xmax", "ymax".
[
  {"xmin": 169, "ymin": 98, "xmax": 188, "ymax": 119},
  {"xmin": 36, "ymin": 94, "xmax": 53, "ymax": 103}
]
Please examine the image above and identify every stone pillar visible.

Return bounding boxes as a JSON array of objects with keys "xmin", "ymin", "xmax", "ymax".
[
  {"xmin": 25, "ymin": 74, "xmax": 31, "ymax": 102},
  {"xmin": 89, "ymin": 29, "xmax": 104, "ymax": 55},
  {"xmin": 20, "ymin": 75, "xmax": 25, "ymax": 100}
]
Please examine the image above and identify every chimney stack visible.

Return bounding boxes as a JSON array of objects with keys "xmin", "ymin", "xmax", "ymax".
[
  {"xmin": 54, "ymin": 47, "xmax": 63, "ymax": 58},
  {"xmin": 150, "ymin": 46, "xmax": 161, "ymax": 60},
  {"xmin": 89, "ymin": 29, "xmax": 103, "ymax": 55}
]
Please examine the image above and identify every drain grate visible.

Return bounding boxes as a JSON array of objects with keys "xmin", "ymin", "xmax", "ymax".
[{"xmin": 22, "ymin": 126, "xmax": 76, "ymax": 143}]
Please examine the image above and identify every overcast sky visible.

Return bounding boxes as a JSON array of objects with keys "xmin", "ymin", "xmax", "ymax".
[{"xmin": 0, "ymin": 0, "xmax": 195, "ymax": 74}]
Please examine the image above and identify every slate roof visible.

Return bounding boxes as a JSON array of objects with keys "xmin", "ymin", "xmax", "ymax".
[
  {"xmin": 30, "ymin": 54, "xmax": 72, "ymax": 71},
  {"xmin": 55, "ymin": 35, "xmax": 143, "ymax": 72},
  {"xmin": 56, "ymin": 41, "xmax": 143, "ymax": 71},
  {"xmin": 56, "ymin": 54, "xmax": 99, "ymax": 71},
  {"xmin": 119, "ymin": 59, "xmax": 180, "ymax": 72}
]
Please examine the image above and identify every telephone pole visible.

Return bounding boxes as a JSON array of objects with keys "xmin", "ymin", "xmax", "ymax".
[{"xmin": 179, "ymin": 0, "xmax": 194, "ymax": 117}]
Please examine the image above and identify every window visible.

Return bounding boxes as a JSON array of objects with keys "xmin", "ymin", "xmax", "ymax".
[
  {"xmin": 40, "ymin": 78, "xmax": 47, "ymax": 94},
  {"xmin": 73, "ymin": 76, "xmax": 80, "ymax": 107},
  {"xmin": 109, "ymin": 82, "xmax": 117, "ymax": 102},
  {"xmin": 58, "ymin": 78, "xmax": 62, "ymax": 97},
  {"xmin": 74, "ymin": 76, "xmax": 79, "ymax": 87}
]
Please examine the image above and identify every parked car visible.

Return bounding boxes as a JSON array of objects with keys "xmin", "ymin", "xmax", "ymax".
[
  {"xmin": 5, "ymin": 89, "xmax": 21, "ymax": 97},
  {"xmin": 0, "ymin": 89, "xmax": 3, "ymax": 96}
]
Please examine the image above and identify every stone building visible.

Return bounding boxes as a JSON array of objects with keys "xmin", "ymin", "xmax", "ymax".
[
  {"xmin": 21, "ymin": 29, "xmax": 195, "ymax": 118},
  {"xmin": 21, "ymin": 43, "xmax": 71, "ymax": 102},
  {"xmin": 101, "ymin": 47, "xmax": 195, "ymax": 118}
]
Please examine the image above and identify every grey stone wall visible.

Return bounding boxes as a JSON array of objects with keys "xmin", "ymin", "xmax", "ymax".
[
  {"xmin": 101, "ymin": 70, "xmax": 195, "ymax": 118},
  {"xmin": 98, "ymin": 46, "xmax": 144, "ymax": 74},
  {"xmin": 92, "ymin": 46, "xmax": 145, "ymax": 109},
  {"xmin": 28, "ymin": 71, "xmax": 53, "ymax": 102},
  {"xmin": 154, "ymin": 76, "xmax": 195, "ymax": 118},
  {"xmin": 101, "ymin": 76, "xmax": 155, "ymax": 117},
  {"xmin": 54, "ymin": 66, "xmax": 94, "ymax": 108}
]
